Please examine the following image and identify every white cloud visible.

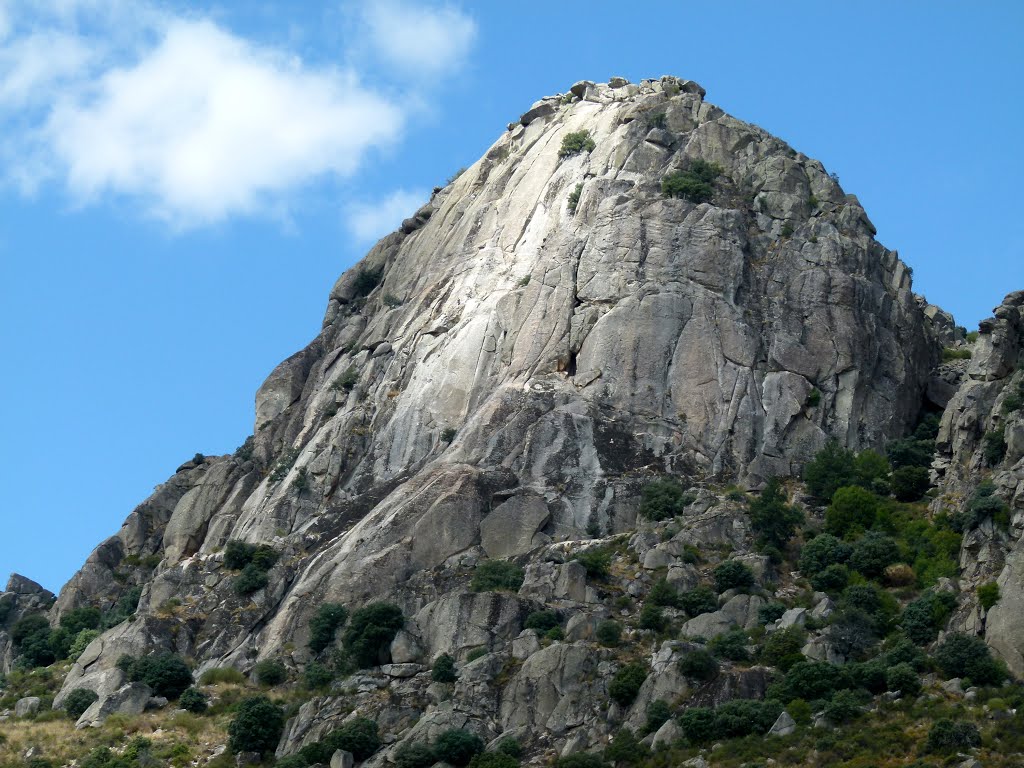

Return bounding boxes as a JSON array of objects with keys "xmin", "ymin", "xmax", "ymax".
[
  {"xmin": 361, "ymin": 0, "xmax": 476, "ymax": 77},
  {"xmin": 0, "ymin": 1, "xmax": 477, "ymax": 228},
  {"xmin": 45, "ymin": 19, "xmax": 404, "ymax": 224},
  {"xmin": 344, "ymin": 187, "xmax": 429, "ymax": 242}
]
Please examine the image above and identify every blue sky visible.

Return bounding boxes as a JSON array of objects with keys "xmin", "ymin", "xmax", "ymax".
[{"xmin": 1, "ymin": 1, "xmax": 1021, "ymax": 593}]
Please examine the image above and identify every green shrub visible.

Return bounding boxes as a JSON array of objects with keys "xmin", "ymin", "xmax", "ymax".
[
  {"xmin": 885, "ymin": 662, "xmax": 921, "ymax": 696},
  {"xmin": 394, "ymin": 743, "xmax": 437, "ymax": 768},
  {"xmin": 60, "ymin": 606, "xmax": 101, "ymax": 635},
  {"xmin": 823, "ymin": 689, "xmax": 862, "ymax": 723},
  {"xmin": 811, "ymin": 563, "xmax": 850, "ymax": 593},
  {"xmin": 64, "ymin": 688, "xmax": 99, "ymax": 719},
  {"xmin": 556, "ymin": 754, "xmax": 605, "ymax": 768},
  {"xmin": 199, "ymin": 667, "xmax": 247, "ymax": 686},
  {"xmin": 434, "ymin": 729, "xmax": 484, "ymax": 767},
  {"xmin": 124, "ymin": 653, "xmax": 193, "ymax": 699},
  {"xmin": 643, "ymin": 700, "xmax": 672, "ymax": 734},
  {"xmin": 709, "ymin": 629, "xmax": 749, "ymax": 661},
  {"xmin": 253, "ymin": 659, "xmax": 287, "ymax": 686},
  {"xmin": 469, "ymin": 753, "xmax": 518, "ymax": 768},
  {"xmin": 714, "ymin": 699, "xmax": 783, "ymax": 738},
  {"xmin": 352, "ymin": 267, "xmax": 383, "ymax": 298},
  {"xmin": 678, "ymin": 649, "xmax": 719, "ymax": 681},
  {"xmin": 648, "ymin": 579, "xmax": 682, "ymax": 608},
  {"xmin": 432, "ymin": 653, "xmax": 458, "ymax": 683},
  {"xmin": 978, "ymin": 581, "xmax": 1001, "ymax": 610},
  {"xmin": 558, "ymin": 130, "xmax": 596, "ymax": 159},
  {"xmin": 661, "ymin": 160, "xmax": 722, "ymax": 203},
  {"xmin": 882, "ymin": 636, "xmax": 928, "ymax": 669},
  {"xmin": 828, "ymin": 608, "xmax": 879, "ymax": 658},
  {"xmin": 798, "ymin": 534, "xmax": 852, "ymax": 577},
  {"xmin": 760, "ymin": 626, "xmax": 806, "ymax": 671},
  {"xmin": 567, "ymin": 183, "xmax": 584, "ymax": 214},
  {"xmin": 679, "ymin": 586, "xmax": 718, "ymax": 617},
  {"xmin": 335, "ymin": 366, "xmax": 359, "ymax": 392},
  {"xmin": 890, "ymin": 466, "xmax": 930, "ymax": 502},
  {"xmin": 803, "ymin": 441, "xmax": 858, "ymax": 503},
  {"xmin": 496, "ymin": 736, "xmax": 522, "ymax": 759},
  {"xmin": 759, "ymin": 602, "xmax": 787, "ymax": 625},
  {"xmin": 786, "ymin": 698, "xmax": 812, "ymax": 725},
  {"xmin": 769, "ymin": 661, "xmax": 853, "ymax": 703},
  {"xmin": 179, "ymin": 687, "xmax": 208, "ymax": 713},
  {"xmin": 848, "ymin": 657, "xmax": 888, "ymax": 693},
  {"xmin": 954, "ymin": 482, "xmax": 1010, "ymax": 532},
  {"xmin": 103, "ymin": 586, "xmax": 142, "ymax": 628},
  {"xmin": 235, "ymin": 563, "xmax": 270, "ymax": 595},
  {"xmin": 67, "ymin": 629, "xmax": 100, "ymax": 662},
  {"xmin": 849, "ymin": 532, "xmax": 901, "ymax": 578},
  {"xmin": 524, "ymin": 611, "xmax": 560, "ymax": 633},
  {"xmin": 322, "ymin": 717, "xmax": 381, "ymax": 761},
  {"xmin": 854, "ymin": 449, "xmax": 890, "ymax": 488},
  {"xmin": 224, "ymin": 540, "xmax": 258, "ymax": 570},
  {"xmin": 638, "ymin": 602, "xmax": 666, "ymax": 632},
  {"xmin": 343, "ymin": 602, "xmax": 404, "ymax": 667},
  {"xmin": 749, "ymin": 478, "xmax": 804, "ymax": 550},
  {"xmin": 228, "ymin": 696, "xmax": 284, "ymax": 755},
  {"xmin": 308, "ymin": 603, "xmax": 348, "ymax": 653},
  {"xmin": 608, "ymin": 662, "xmax": 648, "ymax": 705},
  {"xmin": 471, "ymin": 560, "xmax": 525, "ymax": 592},
  {"xmin": 605, "ymin": 728, "xmax": 647, "ymax": 765},
  {"xmin": 233, "ymin": 561, "xmax": 268, "ymax": 598},
  {"xmin": 11, "ymin": 614, "xmax": 54, "ymax": 667},
  {"xmin": 942, "ymin": 347, "xmax": 972, "ymax": 361},
  {"xmin": 639, "ymin": 479, "xmax": 692, "ymax": 521},
  {"xmin": 983, "ymin": 428, "xmax": 1007, "ymax": 466},
  {"xmin": 466, "ymin": 647, "xmax": 488, "ymax": 662},
  {"xmin": 934, "ymin": 633, "xmax": 1005, "ymax": 685},
  {"xmin": 596, "ymin": 620, "xmax": 622, "ymax": 647},
  {"xmin": 825, "ymin": 486, "xmax": 879, "ymax": 536},
  {"xmin": 842, "ymin": 584, "xmax": 882, "ymax": 618},
  {"xmin": 886, "ymin": 437, "xmax": 935, "ymax": 470},
  {"xmin": 575, "ymin": 548, "xmax": 612, "ymax": 580},
  {"xmin": 925, "ymin": 719, "xmax": 981, "ymax": 753},
  {"xmin": 304, "ymin": 661, "xmax": 333, "ymax": 690},
  {"xmin": 678, "ymin": 706, "xmax": 717, "ymax": 744},
  {"xmin": 713, "ymin": 560, "xmax": 755, "ymax": 592}
]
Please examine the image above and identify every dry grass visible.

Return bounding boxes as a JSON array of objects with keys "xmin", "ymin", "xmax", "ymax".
[{"xmin": 0, "ymin": 708, "xmax": 229, "ymax": 767}]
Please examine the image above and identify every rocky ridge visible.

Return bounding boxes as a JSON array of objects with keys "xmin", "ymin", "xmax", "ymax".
[{"xmin": 1, "ymin": 76, "xmax": 1022, "ymax": 765}]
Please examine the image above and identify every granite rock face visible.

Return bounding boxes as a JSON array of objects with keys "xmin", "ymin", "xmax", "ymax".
[
  {"xmin": 932, "ymin": 291, "xmax": 1024, "ymax": 674},
  {"xmin": 30, "ymin": 77, "xmax": 990, "ymax": 753}
]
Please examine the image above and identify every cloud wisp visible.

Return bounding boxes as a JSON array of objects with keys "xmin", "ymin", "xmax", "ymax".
[
  {"xmin": 0, "ymin": 1, "xmax": 476, "ymax": 229},
  {"xmin": 344, "ymin": 187, "xmax": 430, "ymax": 243},
  {"xmin": 359, "ymin": 0, "xmax": 477, "ymax": 78}
]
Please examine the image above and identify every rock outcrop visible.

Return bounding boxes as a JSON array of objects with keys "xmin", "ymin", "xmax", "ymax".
[
  {"xmin": 16, "ymin": 76, "xmax": 1018, "ymax": 759},
  {"xmin": 933, "ymin": 291, "xmax": 1024, "ymax": 673}
]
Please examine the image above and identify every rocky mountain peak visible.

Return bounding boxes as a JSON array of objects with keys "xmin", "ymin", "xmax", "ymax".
[{"xmin": 2, "ymin": 76, "xmax": 1021, "ymax": 766}]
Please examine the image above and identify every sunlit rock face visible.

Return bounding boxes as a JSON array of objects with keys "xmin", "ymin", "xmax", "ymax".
[{"xmin": 50, "ymin": 77, "xmax": 950, "ymax": 735}]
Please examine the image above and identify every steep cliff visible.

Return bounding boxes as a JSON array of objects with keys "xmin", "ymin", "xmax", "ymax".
[{"xmin": 7, "ymin": 76, "xmax": 1022, "ymax": 765}]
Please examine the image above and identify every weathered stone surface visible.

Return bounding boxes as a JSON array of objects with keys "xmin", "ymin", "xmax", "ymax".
[
  {"xmin": 14, "ymin": 697, "xmax": 40, "ymax": 717},
  {"xmin": 76, "ymin": 682, "xmax": 152, "ymax": 728},
  {"xmin": 480, "ymin": 495, "xmax": 550, "ymax": 559},
  {"xmin": 499, "ymin": 643, "xmax": 604, "ymax": 734},
  {"xmin": 769, "ymin": 710, "xmax": 796, "ymax": 736},
  {"xmin": 681, "ymin": 594, "xmax": 763, "ymax": 638},
  {"xmin": 410, "ymin": 592, "xmax": 524, "ymax": 661},
  {"xmin": 48, "ymin": 77, "xmax": 976, "ymax": 749}
]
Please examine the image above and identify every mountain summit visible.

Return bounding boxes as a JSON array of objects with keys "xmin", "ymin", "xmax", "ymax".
[{"xmin": 2, "ymin": 77, "xmax": 1022, "ymax": 766}]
